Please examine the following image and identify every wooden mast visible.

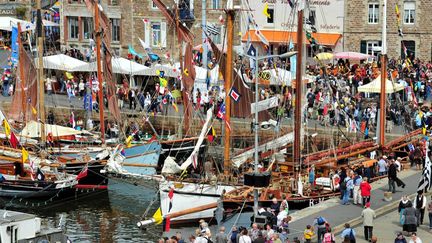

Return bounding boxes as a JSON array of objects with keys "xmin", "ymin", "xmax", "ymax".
[
  {"xmin": 36, "ymin": 0, "xmax": 46, "ymax": 146},
  {"xmin": 94, "ymin": 2, "xmax": 105, "ymax": 144},
  {"xmin": 294, "ymin": 8, "xmax": 303, "ymax": 168},
  {"xmin": 379, "ymin": 0, "xmax": 387, "ymax": 147},
  {"xmin": 223, "ymin": 9, "xmax": 235, "ymax": 175},
  {"xmin": 17, "ymin": 23, "xmax": 26, "ymax": 121}
]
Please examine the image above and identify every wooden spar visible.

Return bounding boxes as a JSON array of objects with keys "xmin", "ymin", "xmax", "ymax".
[
  {"xmin": 94, "ymin": 2, "xmax": 105, "ymax": 144},
  {"xmin": 379, "ymin": 55, "xmax": 386, "ymax": 146},
  {"xmin": 294, "ymin": 8, "xmax": 303, "ymax": 167},
  {"xmin": 120, "ymin": 163, "xmax": 157, "ymax": 168},
  {"xmin": 311, "ymin": 145, "xmax": 380, "ymax": 167},
  {"xmin": 383, "ymin": 128, "xmax": 421, "ymax": 149},
  {"xmin": 17, "ymin": 23, "xmax": 26, "ymax": 121},
  {"xmin": 223, "ymin": 9, "xmax": 235, "ymax": 175},
  {"xmin": 303, "ymin": 141, "xmax": 376, "ymax": 163},
  {"xmin": 176, "ymin": 5, "xmax": 187, "ymax": 136},
  {"xmin": 36, "ymin": 0, "xmax": 46, "ymax": 146},
  {"xmin": 165, "ymin": 202, "xmax": 218, "ymax": 219}
]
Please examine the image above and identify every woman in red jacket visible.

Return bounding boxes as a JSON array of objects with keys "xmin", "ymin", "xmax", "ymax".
[{"xmin": 360, "ymin": 177, "xmax": 372, "ymax": 206}]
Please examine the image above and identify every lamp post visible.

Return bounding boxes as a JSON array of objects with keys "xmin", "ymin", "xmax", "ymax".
[{"xmin": 243, "ymin": 51, "xmax": 297, "ymax": 216}]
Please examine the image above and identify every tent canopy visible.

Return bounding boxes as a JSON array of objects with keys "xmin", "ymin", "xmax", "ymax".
[
  {"xmin": 358, "ymin": 75, "xmax": 404, "ymax": 93},
  {"xmin": 133, "ymin": 63, "xmax": 180, "ymax": 78},
  {"xmin": 72, "ymin": 57, "xmax": 149, "ymax": 74},
  {"xmin": 0, "ymin": 17, "xmax": 34, "ymax": 32},
  {"xmin": 20, "ymin": 120, "xmax": 92, "ymax": 138},
  {"xmin": 35, "ymin": 54, "xmax": 88, "ymax": 72}
]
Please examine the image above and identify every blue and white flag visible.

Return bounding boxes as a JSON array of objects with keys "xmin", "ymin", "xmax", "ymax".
[
  {"xmin": 418, "ymin": 142, "xmax": 431, "ymax": 192},
  {"xmin": 11, "ymin": 27, "xmax": 19, "ymax": 66},
  {"xmin": 289, "ymin": 41, "xmax": 296, "ymax": 76}
]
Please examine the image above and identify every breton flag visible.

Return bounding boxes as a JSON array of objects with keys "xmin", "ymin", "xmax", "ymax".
[
  {"xmin": 206, "ymin": 24, "xmax": 220, "ymax": 36},
  {"xmin": 217, "ymin": 103, "xmax": 232, "ymax": 131},
  {"xmin": 418, "ymin": 142, "xmax": 432, "ymax": 192},
  {"xmin": 408, "ymin": 143, "xmax": 415, "ymax": 152}
]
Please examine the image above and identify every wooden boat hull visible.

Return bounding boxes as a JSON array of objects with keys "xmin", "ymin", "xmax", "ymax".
[
  {"xmin": 0, "ymin": 180, "xmax": 76, "ymax": 199},
  {"xmin": 159, "ymin": 180, "xmax": 235, "ymax": 224},
  {"xmin": 63, "ymin": 161, "xmax": 108, "ymax": 190},
  {"xmin": 158, "ymin": 138, "xmax": 207, "ymax": 170}
]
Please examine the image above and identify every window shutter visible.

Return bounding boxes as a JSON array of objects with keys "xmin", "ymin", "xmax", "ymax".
[
  {"xmin": 161, "ymin": 21, "xmax": 167, "ymax": 48},
  {"xmin": 144, "ymin": 21, "xmax": 150, "ymax": 47},
  {"xmin": 360, "ymin": 40, "xmax": 367, "ymax": 54}
]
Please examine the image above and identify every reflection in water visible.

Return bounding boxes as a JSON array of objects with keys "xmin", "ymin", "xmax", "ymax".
[{"xmin": 8, "ymin": 180, "xmax": 162, "ymax": 242}]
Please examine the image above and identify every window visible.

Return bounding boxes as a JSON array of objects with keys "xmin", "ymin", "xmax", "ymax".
[
  {"xmin": 266, "ymin": 8, "xmax": 274, "ymax": 24},
  {"xmin": 404, "ymin": 2, "xmax": 415, "ymax": 24},
  {"xmin": 151, "ymin": 22, "xmax": 161, "ymax": 47},
  {"xmin": 151, "ymin": 2, "xmax": 158, "ymax": 9},
  {"xmin": 82, "ymin": 17, "xmax": 93, "ymax": 40},
  {"xmin": 309, "ymin": 9, "xmax": 316, "ymax": 26},
  {"xmin": 366, "ymin": 41, "xmax": 381, "ymax": 57},
  {"xmin": 111, "ymin": 0, "xmax": 119, "ymax": 5},
  {"xmin": 368, "ymin": 3, "xmax": 379, "ymax": 24},
  {"xmin": 68, "ymin": 17, "xmax": 79, "ymax": 39},
  {"xmin": 212, "ymin": 0, "xmax": 219, "ymax": 9},
  {"xmin": 111, "ymin": 18, "xmax": 121, "ymax": 42},
  {"xmin": 401, "ymin": 40, "xmax": 415, "ymax": 58}
]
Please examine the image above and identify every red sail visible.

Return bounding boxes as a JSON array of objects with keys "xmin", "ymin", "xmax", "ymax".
[
  {"xmin": 9, "ymin": 45, "xmax": 37, "ymax": 122},
  {"xmin": 208, "ymin": 38, "xmax": 270, "ymax": 121}
]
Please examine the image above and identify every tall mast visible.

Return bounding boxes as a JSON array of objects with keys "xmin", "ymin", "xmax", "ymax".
[
  {"xmin": 223, "ymin": 8, "xmax": 235, "ymax": 175},
  {"xmin": 294, "ymin": 8, "xmax": 303, "ymax": 168},
  {"xmin": 17, "ymin": 23, "xmax": 26, "ymax": 121},
  {"xmin": 95, "ymin": 2, "xmax": 105, "ymax": 144},
  {"xmin": 379, "ymin": 0, "xmax": 387, "ymax": 146},
  {"xmin": 176, "ymin": 3, "xmax": 186, "ymax": 137},
  {"xmin": 201, "ymin": 0, "xmax": 208, "ymax": 68},
  {"xmin": 36, "ymin": 0, "xmax": 46, "ymax": 146}
]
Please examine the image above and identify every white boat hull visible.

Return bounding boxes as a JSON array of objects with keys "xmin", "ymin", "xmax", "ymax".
[{"xmin": 159, "ymin": 180, "xmax": 236, "ymax": 223}]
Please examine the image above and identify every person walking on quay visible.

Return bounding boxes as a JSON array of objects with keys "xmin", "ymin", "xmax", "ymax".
[
  {"xmin": 323, "ymin": 228, "xmax": 335, "ymax": 243},
  {"xmin": 377, "ymin": 156, "xmax": 388, "ymax": 176},
  {"xmin": 402, "ymin": 201, "xmax": 418, "ymax": 234},
  {"xmin": 399, "ymin": 196, "xmax": 411, "ymax": 225},
  {"xmin": 361, "ymin": 202, "xmax": 376, "ymax": 241},
  {"xmin": 303, "ymin": 225, "xmax": 315, "ymax": 243},
  {"xmin": 340, "ymin": 223, "xmax": 356, "ymax": 243},
  {"xmin": 353, "ymin": 172, "xmax": 363, "ymax": 205},
  {"xmin": 413, "ymin": 191, "xmax": 427, "ymax": 226},
  {"xmin": 238, "ymin": 228, "xmax": 251, "ymax": 243},
  {"xmin": 428, "ymin": 195, "xmax": 432, "ymax": 231},
  {"xmin": 360, "ymin": 177, "xmax": 372, "ymax": 206},
  {"xmin": 408, "ymin": 232, "xmax": 422, "ymax": 243},
  {"xmin": 394, "ymin": 232, "xmax": 407, "ymax": 243},
  {"xmin": 388, "ymin": 160, "xmax": 398, "ymax": 193},
  {"xmin": 313, "ymin": 216, "xmax": 327, "ymax": 243},
  {"xmin": 215, "ymin": 226, "xmax": 227, "ymax": 243}
]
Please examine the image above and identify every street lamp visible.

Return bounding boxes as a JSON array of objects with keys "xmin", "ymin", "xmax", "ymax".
[{"xmin": 243, "ymin": 50, "xmax": 297, "ymax": 217}]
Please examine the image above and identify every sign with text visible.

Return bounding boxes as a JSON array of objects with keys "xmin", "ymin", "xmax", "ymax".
[{"xmin": 251, "ymin": 96, "xmax": 279, "ymax": 114}]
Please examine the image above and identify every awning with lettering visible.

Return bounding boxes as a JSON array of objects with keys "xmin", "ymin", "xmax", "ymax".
[{"xmin": 242, "ymin": 30, "xmax": 342, "ymax": 46}]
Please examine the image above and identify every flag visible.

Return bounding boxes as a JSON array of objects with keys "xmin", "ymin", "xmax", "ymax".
[
  {"xmin": 10, "ymin": 132, "xmax": 19, "ymax": 149},
  {"xmin": 408, "ymin": 143, "xmax": 415, "ymax": 152},
  {"xmin": 254, "ymin": 29, "xmax": 269, "ymax": 46},
  {"xmin": 159, "ymin": 77, "xmax": 168, "ymax": 87},
  {"xmin": 31, "ymin": 106, "xmax": 37, "ymax": 115},
  {"xmin": 168, "ymin": 188, "xmax": 174, "ymax": 212},
  {"xmin": 172, "ymin": 102, "xmax": 179, "ymax": 112},
  {"xmin": 69, "ymin": 112, "xmax": 76, "ymax": 128},
  {"xmin": 287, "ymin": 0, "xmax": 294, "ymax": 8},
  {"xmin": 2, "ymin": 119, "xmax": 11, "ymax": 136},
  {"xmin": 138, "ymin": 37, "xmax": 150, "ymax": 50},
  {"xmin": 164, "ymin": 216, "xmax": 171, "ymax": 232},
  {"xmin": 22, "ymin": 147, "xmax": 29, "ymax": 163},
  {"xmin": 152, "ymin": 207, "xmax": 163, "ymax": 225},
  {"xmin": 418, "ymin": 142, "xmax": 431, "ymax": 191},
  {"xmin": 125, "ymin": 135, "xmax": 133, "ymax": 148},
  {"xmin": 263, "ymin": 3, "xmax": 271, "ymax": 18},
  {"xmin": 65, "ymin": 72, "xmax": 74, "ymax": 80},
  {"xmin": 229, "ymin": 87, "xmax": 241, "ymax": 102},
  {"xmin": 11, "ymin": 27, "xmax": 18, "ymax": 65},
  {"xmin": 207, "ymin": 127, "xmax": 216, "ymax": 142},
  {"xmin": 120, "ymin": 148, "xmax": 126, "ymax": 156},
  {"xmin": 128, "ymin": 45, "xmax": 143, "ymax": 59},
  {"xmin": 217, "ymin": 103, "xmax": 226, "ymax": 119},
  {"xmin": 76, "ymin": 165, "xmax": 88, "ymax": 180},
  {"xmin": 148, "ymin": 53, "xmax": 160, "ymax": 62},
  {"xmin": 395, "ymin": 4, "xmax": 403, "ymax": 37},
  {"xmin": 206, "ymin": 24, "xmax": 220, "ymax": 35}
]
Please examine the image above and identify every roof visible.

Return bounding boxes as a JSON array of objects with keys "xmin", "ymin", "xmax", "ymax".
[
  {"xmin": 0, "ymin": 210, "xmax": 35, "ymax": 225},
  {"xmin": 242, "ymin": 30, "xmax": 342, "ymax": 46}
]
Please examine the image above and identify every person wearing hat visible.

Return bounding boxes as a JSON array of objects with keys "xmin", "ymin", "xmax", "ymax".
[{"xmin": 361, "ymin": 202, "xmax": 376, "ymax": 241}]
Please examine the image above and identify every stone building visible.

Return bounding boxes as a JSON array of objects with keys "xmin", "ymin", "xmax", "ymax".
[
  {"xmin": 0, "ymin": 0, "xmax": 31, "ymax": 19},
  {"xmin": 60, "ymin": 0, "xmax": 239, "ymax": 58},
  {"xmin": 344, "ymin": 0, "xmax": 432, "ymax": 61}
]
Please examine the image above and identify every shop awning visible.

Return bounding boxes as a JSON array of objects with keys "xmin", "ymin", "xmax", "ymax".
[{"xmin": 242, "ymin": 30, "xmax": 342, "ymax": 46}]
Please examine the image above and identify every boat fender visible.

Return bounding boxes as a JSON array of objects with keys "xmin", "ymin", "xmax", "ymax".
[{"xmin": 137, "ymin": 218, "xmax": 156, "ymax": 228}]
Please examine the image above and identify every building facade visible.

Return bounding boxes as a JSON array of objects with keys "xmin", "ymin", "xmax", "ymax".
[
  {"xmin": 60, "ymin": 0, "xmax": 237, "ymax": 58},
  {"xmin": 240, "ymin": 0, "xmax": 344, "ymax": 57},
  {"xmin": 344, "ymin": 0, "xmax": 432, "ymax": 61},
  {"xmin": 0, "ymin": 0, "xmax": 31, "ymax": 19}
]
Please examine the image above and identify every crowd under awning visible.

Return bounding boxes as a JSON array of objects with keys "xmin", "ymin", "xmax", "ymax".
[{"xmin": 242, "ymin": 29, "xmax": 342, "ymax": 46}]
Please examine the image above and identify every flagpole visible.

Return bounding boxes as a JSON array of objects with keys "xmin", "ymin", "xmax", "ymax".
[
  {"xmin": 95, "ymin": 1, "xmax": 105, "ymax": 144},
  {"xmin": 379, "ymin": 0, "xmax": 387, "ymax": 147},
  {"xmin": 36, "ymin": 0, "xmax": 46, "ymax": 147},
  {"xmin": 294, "ymin": 4, "xmax": 304, "ymax": 171}
]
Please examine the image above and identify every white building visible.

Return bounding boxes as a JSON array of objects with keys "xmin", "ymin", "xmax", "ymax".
[{"xmin": 240, "ymin": 0, "xmax": 345, "ymax": 60}]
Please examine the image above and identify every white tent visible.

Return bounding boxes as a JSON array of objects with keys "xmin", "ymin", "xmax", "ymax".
[
  {"xmin": 72, "ymin": 57, "xmax": 149, "ymax": 74},
  {"xmin": 42, "ymin": 19, "xmax": 60, "ymax": 27},
  {"xmin": 20, "ymin": 120, "xmax": 92, "ymax": 138},
  {"xmin": 133, "ymin": 63, "xmax": 180, "ymax": 78},
  {"xmin": 358, "ymin": 75, "xmax": 404, "ymax": 93},
  {"xmin": 0, "ymin": 17, "xmax": 34, "ymax": 32},
  {"xmin": 35, "ymin": 54, "xmax": 88, "ymax": 72}
]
